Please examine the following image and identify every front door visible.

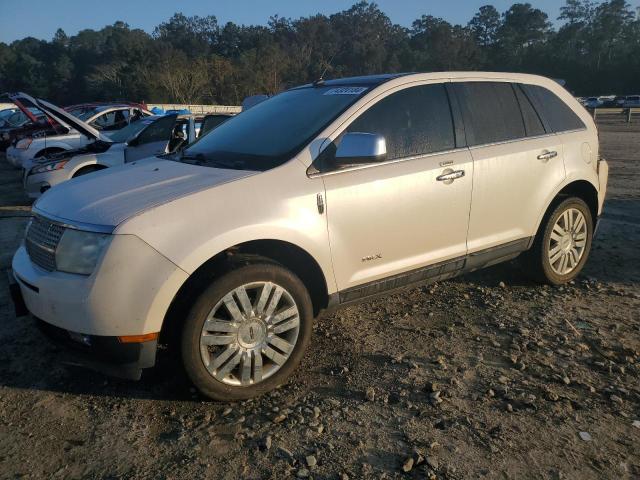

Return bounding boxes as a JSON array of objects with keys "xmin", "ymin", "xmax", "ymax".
[{"xmin": 319, "ymin": 82, "xmax": 473, "ymax": 294}]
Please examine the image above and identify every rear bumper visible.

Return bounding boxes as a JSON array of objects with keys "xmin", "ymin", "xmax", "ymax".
[{"xmin": 597, "ymin": 157, "xmax": 609, "ymax": 215}]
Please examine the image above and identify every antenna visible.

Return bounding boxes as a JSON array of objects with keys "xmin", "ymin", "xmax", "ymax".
[{"xmin": 314, "ymin": 53, "xmax": 336, "ymax": 86}]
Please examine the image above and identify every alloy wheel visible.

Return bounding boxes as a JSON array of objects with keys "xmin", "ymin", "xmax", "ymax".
[
  {"xmin": 199, "ymin": 281, "xmax": 300, "ymax": 386},
  {"xmin": 548, "ymin": 207, "xmax": 588, "ymax": 275}
]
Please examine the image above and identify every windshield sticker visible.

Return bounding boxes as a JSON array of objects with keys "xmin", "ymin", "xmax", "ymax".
[{"xmin": 323, "ymin": 87, "xmax": 367, "ymax": 95}]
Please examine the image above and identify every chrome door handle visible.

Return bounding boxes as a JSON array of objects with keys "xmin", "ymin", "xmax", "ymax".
[
  {"xmin": 436, "ymin": 169, "xmax": 465, "ymax": 183},
  {"xmin": 537, "ymin": 150, "xmax": 558, "ymax": 161}
]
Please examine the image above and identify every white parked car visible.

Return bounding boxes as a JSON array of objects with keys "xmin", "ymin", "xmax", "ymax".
[
  {"xmin": 22, "ymin": 110, "xmax": 226, "ymax": 199},
  {"xmin": 5, "ymin": 93, "xmax": 151, "ymax": 168},
  {"xmin": 10, "ymin": 72, "xmax": 609, "ymax": 401}
]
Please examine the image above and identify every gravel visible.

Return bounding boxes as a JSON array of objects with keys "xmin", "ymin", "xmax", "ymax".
[{"xmin": 0, "ymin": 118, "xmax": 638, "ymax": 479}]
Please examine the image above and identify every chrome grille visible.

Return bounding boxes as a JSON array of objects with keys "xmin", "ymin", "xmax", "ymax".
[{"xmin": 25, "ymin": 215, "xmax": 65, "ymax": 271}]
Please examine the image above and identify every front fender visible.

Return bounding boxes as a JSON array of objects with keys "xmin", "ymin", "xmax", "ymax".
[{"xmin": 68, "ymin": 153, "xmax": 100, "ymax": 176}]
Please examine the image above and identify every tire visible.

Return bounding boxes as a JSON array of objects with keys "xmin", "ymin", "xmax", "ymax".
[
  {"xmin": 522, "ymin": 197, "xmax": 593, "ymax": 285},
  {"xmin": 180, "ymin": 263, "xmax": 313, "ymax": 401}
]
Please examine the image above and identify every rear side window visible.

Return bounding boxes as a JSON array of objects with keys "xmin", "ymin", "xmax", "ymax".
[
  {"xmin": 514, "ymin": 85, "xmax": 546, "ymax": 137},
  {"xmin": 453, "ymin": 82, "xmax": 525, "ymax": 146},
  {"xmin": 344, "ymin": 83, "xmax": 455, "ymax": 161},
  {"xmin": 521, "ymin": 84, "xmax": 585, "ymax": 133}
]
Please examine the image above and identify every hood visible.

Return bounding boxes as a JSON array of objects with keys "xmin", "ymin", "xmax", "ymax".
[
  {"xmin": 34, "ymin": 158, "xmax": 257, "ymax": 227},
  {"xmin": 7, "ymin": 92, "xmax": 111, "ymax": 143}
]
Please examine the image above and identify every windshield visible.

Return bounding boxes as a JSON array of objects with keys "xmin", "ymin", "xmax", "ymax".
[
  {"xmin": 106, "ymin": 118, "xmax": 155, "ymax": 143},
  {"xmin": 182, "ymin": 85, "xmax": 370, "ymax": 170}
]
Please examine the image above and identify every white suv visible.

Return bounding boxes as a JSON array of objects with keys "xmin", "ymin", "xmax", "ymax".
[{"xmin": 10, "ymin": 72, "xmax": 609, "ymax": 400}]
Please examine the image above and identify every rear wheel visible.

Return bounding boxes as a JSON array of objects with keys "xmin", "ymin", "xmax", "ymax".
[
  {"xmin": 522, "ymin": 197, "xmax": 593, "ymax": 285},
  {"xmin": 180, "ymin": 263, "xmax": 313, "ymax": 401}
]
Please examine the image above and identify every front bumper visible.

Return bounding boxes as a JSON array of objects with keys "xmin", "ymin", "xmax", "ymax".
[
  {"xmin": 12, "ymin": 232, "xmax": 189, "ymax": 337},
  {"xmin": 24, "ymin": 168, "xmax": 71, "ymax": 199},
  {"xmin": 8, "ymin": 270, "xmax": 156, "ymax": 380},
  {"xmin": 35, "ymin": 316, "xmax": 157, "ymax": 380}
]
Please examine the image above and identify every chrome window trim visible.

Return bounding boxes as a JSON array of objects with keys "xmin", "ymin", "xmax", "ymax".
[
  {"xmin": 31, "ymin": 206, "xmax": 115, "ymax": 234},
  {"xmin": 468, "ymin": 132, "xmax": 556, "ymax": 150},
  {"xmin": 307, "ymin": 146, "xmax": 468, "ymax": 178},
  {"xmin": 463, "ymin": 128, "xmax": 586, "ymax": 151},
  {"xmin": 554, "ymin": 127, "xmax": 588, "ymax": 135}
]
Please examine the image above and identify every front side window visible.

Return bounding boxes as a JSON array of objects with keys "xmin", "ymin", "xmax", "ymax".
[
  {"xmin": 341, "ymin": 83, "xmax": 455, "ymax": 162},
  {"xmin": 521, "ymin": 84, "xmax": 585, "ymax": 133},
  {"xmin": 181, "ymin": 85, "xmax": 370, "ymax": 171},
  {"xmin": 453, "ymin": 82, "xmax": 526, "ymax": 146}
]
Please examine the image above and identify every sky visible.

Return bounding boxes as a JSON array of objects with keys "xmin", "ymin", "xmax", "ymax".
[{"xmin": 1, "ymin": 0, "xmax": 640, "ymax": 44}]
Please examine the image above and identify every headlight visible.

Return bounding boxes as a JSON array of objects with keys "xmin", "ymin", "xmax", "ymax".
[
  {"xmin": 55, "ymin": 229, "xmax": 111, "ymax": 275},
  {"xmin": 16, "ymin": 138, "xmax": 32, "ymax": 149},
  {"xmin": 29, "ymin": 160, "xmax": 69, "ymax": 175}
]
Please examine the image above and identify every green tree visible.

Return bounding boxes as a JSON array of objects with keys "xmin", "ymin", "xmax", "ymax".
[{"xmin": 469, "ymin": 5, "xmax": 501, "ymax": 47}]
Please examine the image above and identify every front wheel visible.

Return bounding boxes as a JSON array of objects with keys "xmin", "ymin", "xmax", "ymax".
[
  {"xmin": 522, "ymin": 197, "xmax": 593, "ymax": 285},
  {"xmin": 181, "ymin": 263, "xmax": 313, "ymax": 401}
]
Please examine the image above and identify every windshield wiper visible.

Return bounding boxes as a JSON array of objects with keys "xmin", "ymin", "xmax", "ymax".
[
  {"xmin": 179, "ymin": 151, "xmax": 247, "ymax": 170},
  {"xmin": 179, "ymin": 152, "xmax": 205, "ymax": 164}
]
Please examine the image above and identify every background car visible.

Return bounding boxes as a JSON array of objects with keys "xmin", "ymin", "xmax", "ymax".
[
  {"xmin": 583, "ymin": 96, "xmax": 603, "ymax": 108},
  {"xmin": 0, "ymin": 107, "xmax": 52, "ymax": 151},
  {"xmin": 23, "ymin": 111, "xmax": 231, "ymax": 198},
  {"xmin": 67, "ymin": 102, "xmax": 151, "ymax": 131},
  {"xmin": 5, "ymin": 93, "xmax": 150, "ymax": 168},
  {"xmin": 0, "ymin": 107, "xmax": 18, "ymax": 124},
  {"xmin": 623, "ymin": 95, "xmax": 640, "ymax": 107}
]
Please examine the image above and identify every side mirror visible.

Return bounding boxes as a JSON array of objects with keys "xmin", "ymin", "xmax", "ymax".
[{"xmin": 335, "ymin": 132, "xmax": 387, "ymax": 165}]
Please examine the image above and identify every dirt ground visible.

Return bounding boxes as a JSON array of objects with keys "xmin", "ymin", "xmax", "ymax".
[{"xmin": 0, "ymin": 116, "xmax": 638, "ymax": 480}]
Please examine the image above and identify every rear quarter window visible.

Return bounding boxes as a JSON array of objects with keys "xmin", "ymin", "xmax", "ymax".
[{"xmin": 521, "ymin": 84, "xmax": 586, "ymax": 133}]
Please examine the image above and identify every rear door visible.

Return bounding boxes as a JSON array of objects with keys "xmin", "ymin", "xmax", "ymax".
[
  {"xmin": 124, "ymin": 114, "xmax": 177, "ymax": 162},
  {"xmin": 453, "ymin": 81, "xmax": 566, "ymax": 253},
  {"xmin": 320, "ymin": 82, "xmax": 473, "ymax": 293}
]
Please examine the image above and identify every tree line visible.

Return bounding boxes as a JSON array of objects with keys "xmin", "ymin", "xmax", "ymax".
[{"xmin": 0, "ymin": 0, "xmax": 638, "ymax": 106}]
